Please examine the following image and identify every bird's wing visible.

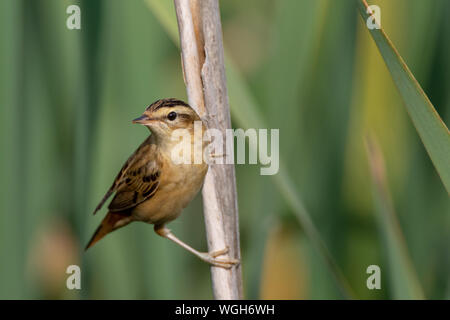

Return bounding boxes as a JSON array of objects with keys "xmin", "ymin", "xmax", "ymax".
[
  {"xmin": 92, "ymin": 138, "xmax": 160, "ymax": 214},
  {"xmin": 107, "ymin": 148, "xmax": 160, "ymax": 212}
]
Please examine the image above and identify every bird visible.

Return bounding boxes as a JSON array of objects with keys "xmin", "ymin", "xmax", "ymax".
[{"xmin": 85, "ymin": 98, "xmax": 238, "ymax": 268}]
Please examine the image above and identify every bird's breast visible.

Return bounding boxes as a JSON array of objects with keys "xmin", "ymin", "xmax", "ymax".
[{"xmin": 132, "ymin": 153, "xmax": 208, "ymax": 225}]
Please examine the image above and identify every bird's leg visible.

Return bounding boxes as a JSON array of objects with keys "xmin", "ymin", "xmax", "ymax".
[{"xmin": 154, "ymin": 225, "xmax": 239, "ymax": 269}]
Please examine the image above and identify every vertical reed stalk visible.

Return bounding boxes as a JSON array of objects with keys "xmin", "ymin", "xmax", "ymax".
[{"xmin": 174, "ymin": 0, "xmax": 243, "ymax": 299}]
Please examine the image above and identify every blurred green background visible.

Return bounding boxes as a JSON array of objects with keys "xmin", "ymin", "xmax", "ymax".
[{"xmin": 0, "ymin": 0, "xmax": 449, "ymax": 299}]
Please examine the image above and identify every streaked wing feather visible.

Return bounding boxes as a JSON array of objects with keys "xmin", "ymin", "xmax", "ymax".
[
  {"xmin": 92, "ymin": 137, "xmax": 156, "ymax": 215},
  {"xmin": 108, "ymin": 145, "xmax": 160, "ymax": 212},
  {"xmin": 92, "ymin": 163, "xmax": 130, "ymax": 215},
  {"xmin": 93, "ymin": 189, "xmax": 114, "ymax": 215}
]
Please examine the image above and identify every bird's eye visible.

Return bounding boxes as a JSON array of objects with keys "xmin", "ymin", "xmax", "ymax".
[{"xmin": 167, "ymin": 111, "xmax": 177, "ymax": 121}]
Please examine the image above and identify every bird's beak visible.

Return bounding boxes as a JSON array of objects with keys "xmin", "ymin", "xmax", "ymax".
[{"xmin": 132, "ymin": 114, "xmax": 154, "ymax": 124}]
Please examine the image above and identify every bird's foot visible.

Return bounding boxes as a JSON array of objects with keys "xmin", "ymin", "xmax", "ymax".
[{"xmin": 198, "ymin": 247, "xmax": 240, "ymax": 269}]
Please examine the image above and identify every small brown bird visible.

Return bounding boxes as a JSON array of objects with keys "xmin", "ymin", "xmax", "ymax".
[{"xmin": 86, "ymin": 98, "xmax": 238, "ymax": 268}]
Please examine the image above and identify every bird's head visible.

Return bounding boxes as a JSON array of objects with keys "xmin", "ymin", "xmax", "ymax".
[{"xmin": 133, "ymin": 98, "xmax": 202, "ymax": 138}]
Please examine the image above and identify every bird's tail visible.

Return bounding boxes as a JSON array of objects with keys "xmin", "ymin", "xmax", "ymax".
[{"xmin": 85, "ymin": 212, "xmax": 131, "ymax": 250}]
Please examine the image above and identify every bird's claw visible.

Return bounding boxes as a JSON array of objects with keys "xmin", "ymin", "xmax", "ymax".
[
  {"xmin": 200, "ymin": 247, "xmax": 240, "ymax": 269},
  {"xmin": 210, "ymin": 247, "xmax": 229, "ymax": 258}
]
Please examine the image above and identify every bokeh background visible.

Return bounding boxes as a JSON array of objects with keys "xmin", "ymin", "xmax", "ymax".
[{"xmin": 0, "ymin": 0, "xmax": 449, "ymax": 299}]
